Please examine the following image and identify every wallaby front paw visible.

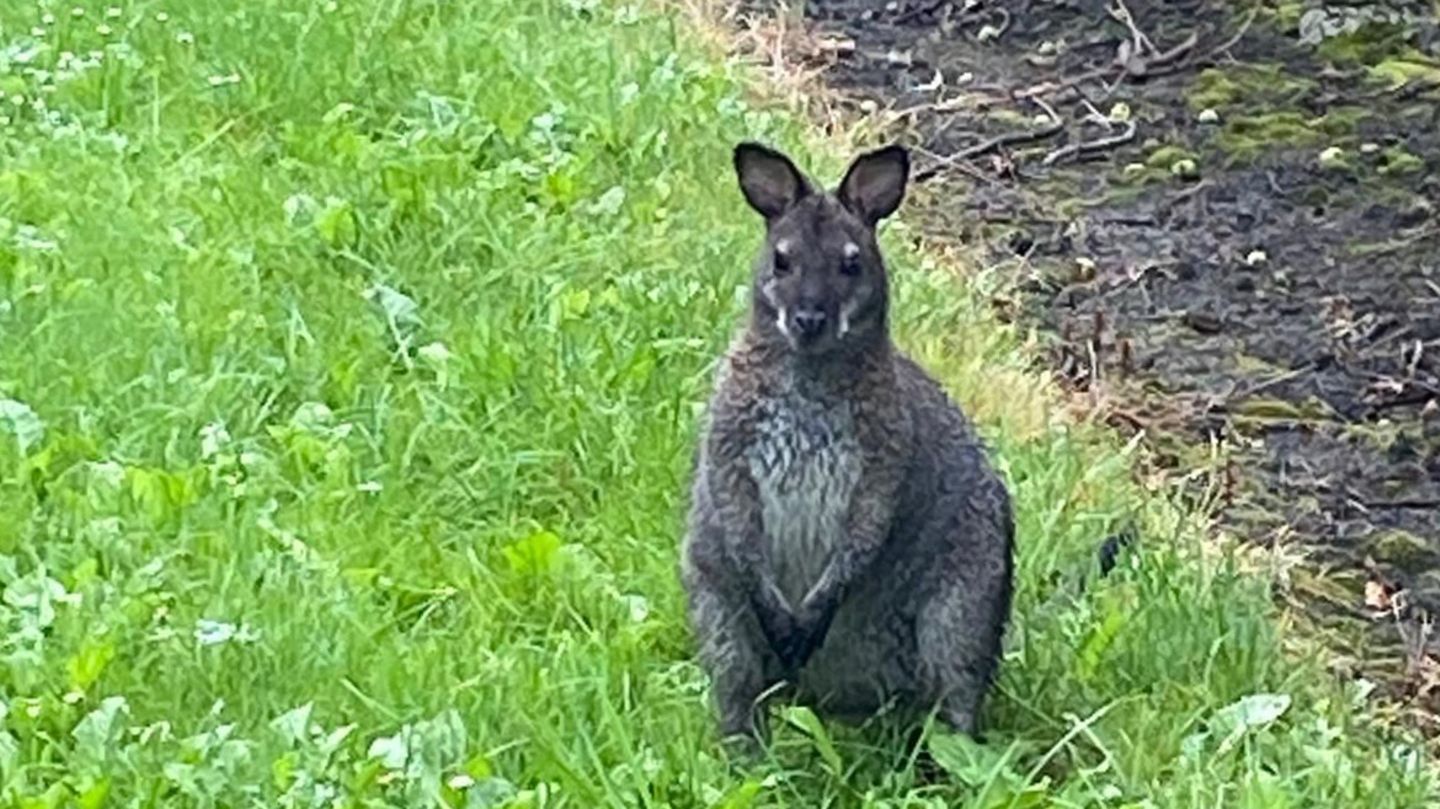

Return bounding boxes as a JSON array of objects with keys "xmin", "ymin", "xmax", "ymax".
[
  {"xmin": 720, "ymin": 730, "xmax": 766, "ymax": 764},
  {"xmin": 763, "ymin": 616, "xmax": 808, "ymax": 671},
  {"xmin": 791, "ymin": 599, "xmax": 836, "ymax": 666},
  {"xmin": 753, "ymin": 598, "xmax": 808, "ymax": 670}
]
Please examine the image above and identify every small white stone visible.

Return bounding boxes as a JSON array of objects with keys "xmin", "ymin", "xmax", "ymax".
[
  {"xmin": 447, "ymin": 774, "xmax": 476, "ymax": 790},
  {"xmin": 884, "ymin": 48, "xmax": 912, "ymax": 67},
  {"xmin": 1197, "ymin": 108, "xmax": 1220, "ymax": 124},
  {"xmin": 1170, "ymin": 158, "xmax": 1199, "ymax": 179}
]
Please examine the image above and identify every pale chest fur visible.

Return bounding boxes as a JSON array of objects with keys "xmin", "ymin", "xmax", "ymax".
[{"xmin": 745, "ymin": 391, "xmax": 863, "ymax": 605}]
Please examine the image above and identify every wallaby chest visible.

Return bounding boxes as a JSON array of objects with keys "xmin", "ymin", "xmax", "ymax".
[{"xmin": 745, "ymin": 389, "xmax": 863, "ymax": 604}]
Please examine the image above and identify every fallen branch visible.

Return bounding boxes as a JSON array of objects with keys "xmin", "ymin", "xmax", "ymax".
[
  {"xmin": 978, "ymin": 7, "xmax": 1013, "ymax": 43},
  {"xmin": 1159, "ymin": 179, "xmax": 1212, "ymax": 217},
  {"xmin": 1361, "ymin": 497, "xmax": 1440, "ymax": 511},
  {"xmin": 1118, "ymin": 10, "xmax": 1254, "ymax": 86},
  {"xmin": 1151, "ymin": 30, "xmax": 1200, "ymax": 67},
  {"xmin": 1103, "ymin": 30, "xmax": 1199, "ymax": 98},
  {"xmin": 1201, "ymin": 8, "xmax": 1257, "ymax": 62},
  {"xmin": 912, "ymin": 145, "xmax": 1000, "ymax": 185},
  {"xmin": 1348, "ymin": 223, "xmax": 1440, "ymax": 258},
  {"xmin": 913, "ymin": 117, "xmax": 1065, "ymax": 182},
  {"xmin": 1229, "ymin": 365, "xmax": 1314, "ymax": 401},
  {"xmin": 1367, "ymin": 391, "xmax": 1436, "ymax": 413},
  {"xmin": 884, "ymin": 95, "xmax": 973, "ymax": 122},
  {"xmin": 1030, "ymin": 94, "xmax": 1063, "ymax": 128},
  {"xmin": 1018, "ymin": 7, "xmax": 1251, "ymax": 102},
  {"xmin": 1015, "ymin": 66, "xmax": 1111, "ymax": 100},
  {"xmin": 894, "ymin": 0, "xmax": 951, "ymax": 26},
  {"xmin": 1042, "ymin": 119, "xmax": 1138, "ymax": 165},
  {"xmin": 1110, "ymin": 0, "xmax": 1157, "ymax": 57}
]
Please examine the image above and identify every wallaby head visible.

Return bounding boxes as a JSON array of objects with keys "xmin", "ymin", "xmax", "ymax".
[{"xmin": 733, "ymin": 142, "xmax": 910, "ymax": 357}]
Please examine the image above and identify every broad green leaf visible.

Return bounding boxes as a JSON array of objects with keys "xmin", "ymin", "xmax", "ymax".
[
  {"xmin": 502, "ymin": 531, "xmax": 564, "ymax": 575},
  {"xmin": 781, "ymin": 706, "xmax": 841, "ymax": 775},
  {"xmin": 77, "ymin": 778, "xmax": 111, "ymax": 809},
  {"xmin": 0, "ymin": 398, "xmax": 43, "ymax": 453},
  {"xmin": 713, "ymin": 778, "xmax": 765, "ymax": 809},
  {"xmin": 72, "ymin": 697, "xmax": 130, "ymax": 763},
  {"xmin": 270, "ymin": 702, "xmax": 313, "ymax": 745},
  {"xmin": 1076, "ymin": 605, "xmax": 1128, "ymax": 683},
  {"xmin": 315, "ymin": 196, "xmax": 358, "ymax": 247},
  {"xmin": 927, "ymin": 731, "xmax": 1011, "ymax": 788},
  {"xmin": 66, "ymin": 638, "xmax": 117, "ymax": 692},
  {"xmin": 1184, "ymin": 693, "xmax": 1292, "ymax": 759}
]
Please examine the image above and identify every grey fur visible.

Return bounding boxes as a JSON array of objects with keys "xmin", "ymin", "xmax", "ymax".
[{"xmin": 680, "ymin": 142, "xmax": 1015, "ymax": 745}]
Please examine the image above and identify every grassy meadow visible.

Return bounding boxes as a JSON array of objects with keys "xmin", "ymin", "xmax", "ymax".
[{"xmin": 0, "ymin": 0, "xmax": 1434, "ymax": 806}]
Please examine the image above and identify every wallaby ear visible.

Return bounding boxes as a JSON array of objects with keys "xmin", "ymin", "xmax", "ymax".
[
  {"xmin": 837, "ymin": 145, "xmax": 910, "ymax": 226},
  {"xmin": 733, "ymin": 142, "xmax": 811, "ymax": 220}
]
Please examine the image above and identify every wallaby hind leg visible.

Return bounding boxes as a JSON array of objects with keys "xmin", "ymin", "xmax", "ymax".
[
  {"xmin": 686, "ymin": 578, "xmax": 774, "ymax": 743},
  {"xmin": 914, "ymin": 557, "xmax": 1011, "ymax": 737}
]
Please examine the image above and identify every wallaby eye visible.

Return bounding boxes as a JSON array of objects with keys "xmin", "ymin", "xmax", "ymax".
[
  {"xmin": 840, "ymin": 243, "xmax": 861, "ymax": 277},
  {"xmin": 773, "ymin": 250, "xmax": 791, "ymax": 276}
]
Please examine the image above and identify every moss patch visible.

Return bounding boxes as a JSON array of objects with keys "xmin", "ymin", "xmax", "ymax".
[
  {"xmin": 1377, "ymin": 145, "xmax": 1425, "ymax": 175},
  {"xmin": 1269, "ymin": 1, "xmax": 1306, "ymax": 32},
  {"xmin": 1213, "ymin": 107, "xmax": 1365, "ymax": 160},
  {"xmin": 1367, "ymin": 530, "xmax": 1434, "ymax": 572},
  {"xmin": 1367, "ymin": 52, "xmax": 1440, "ymax": 90},
  {"xmin": 1187, "ymin": 64, "xmax": 1313, "ymax": 111},
  {"xmin": 1317, "ymin": 22, "xmax": 1415, "ymax": 65},
  {"xmin": 1144, "ymin": 145, "xmax": 1200, "ymax": 171}
]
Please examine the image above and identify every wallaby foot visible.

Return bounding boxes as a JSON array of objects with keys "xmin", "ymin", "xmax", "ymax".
[
  {"xmin": 919, "ymin": 645, "xmax": 997, "ymax": 742},
  {"xmin": 720, "ymin": 728, "xmax": 766, "ymax": 764},
  {"xmin": 939, "ymin": 700, "xmax": 980, "ymax": 737},
  {"xmin": 716, "ymin": 684, "xmax": 768, "ymax": 746},
  {"xmin": 686, "ymin": 577, "xmax": 777, "ymax": 745},
  {"xmin": 939, "ymin": 702, "xmax": 991, "ymax": 746},
  {"xmin": 915, "ymin": 559, "xmax": 1009, "ymax": 742}
]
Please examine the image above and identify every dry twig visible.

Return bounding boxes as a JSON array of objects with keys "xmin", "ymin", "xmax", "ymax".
[
  {"xmin": 913, "ymin": 116, "xmax": 1065, "ymax": 182},
  {"xmin": 895, "ymin": 0, "xmax": 952, "ymax": 26},
  {"xmin": 1042, "ymin": 119, "xmax": 1138, "ymax": 165}
]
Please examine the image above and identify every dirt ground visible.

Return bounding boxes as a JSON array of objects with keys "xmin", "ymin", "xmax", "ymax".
[{"xmin": 740, "ymin": 0, "xmax": 1440, "ymax": 710}]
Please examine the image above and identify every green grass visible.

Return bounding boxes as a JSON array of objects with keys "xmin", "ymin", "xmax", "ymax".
[{"xmin": 0, "ymin": 1, "xmax": 1433, "ymax": 806}]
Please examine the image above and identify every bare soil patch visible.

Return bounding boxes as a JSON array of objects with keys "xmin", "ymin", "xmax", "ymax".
[{"xmin": 741, "ymin": 0, "xmax": 1440, "ymax": 711}]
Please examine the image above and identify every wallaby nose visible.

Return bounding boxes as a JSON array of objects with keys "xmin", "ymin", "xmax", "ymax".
[{"xmin": 792, "ymin": 309, "xmax": 827, "ymax": 338}]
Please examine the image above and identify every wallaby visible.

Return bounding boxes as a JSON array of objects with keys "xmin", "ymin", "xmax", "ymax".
[{"xmin": 680, "ymin": 141, "xmax": 1016, "ymax": 747}]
